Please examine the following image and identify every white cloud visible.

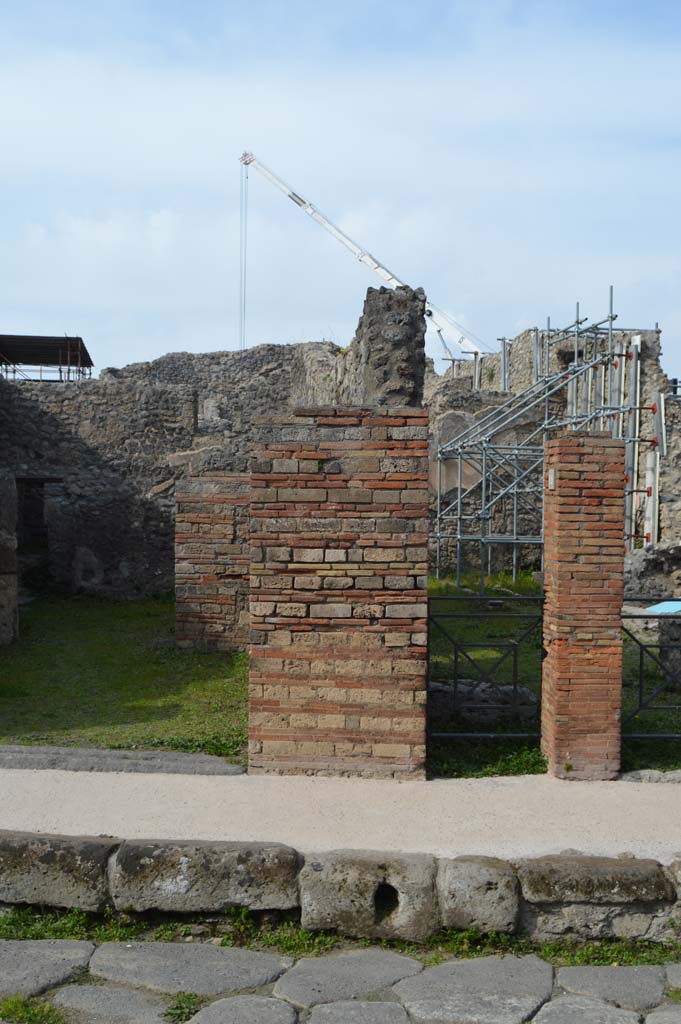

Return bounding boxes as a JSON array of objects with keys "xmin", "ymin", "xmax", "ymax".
[{"xmin": 0, "ymin": 16, "xmax": 680, "ymax": 376}]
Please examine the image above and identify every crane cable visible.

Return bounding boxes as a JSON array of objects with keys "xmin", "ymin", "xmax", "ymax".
[{"xmin": 239, "ymin": 161, "xmax": 249, "ymax": 351}]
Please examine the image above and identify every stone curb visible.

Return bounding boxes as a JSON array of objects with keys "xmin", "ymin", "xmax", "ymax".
[{"xmin": 2, "ymin": 829, "xmax": 681, "ymax": 942}]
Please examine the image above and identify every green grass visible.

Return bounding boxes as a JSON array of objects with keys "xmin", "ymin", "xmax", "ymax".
[
  {"xmin": 0, "ymin": 997, "xmax": 66, "ymax": 1024},
  {"xmin": 428, "ymin": 739, "xmax": 546, "ymax": 779},
  {"xmin": 218, "ymin": 908, "xmax": 339, "ymax": 957},
  {"xmin": 0, "ymin": 906, "xmax": 145, "ymax": 943},
  {"xmin": 0, "ymin": 596, "xmax": 248, "ymax": 759},
  {"xmin": 5, "ymin": 907, "xmax": 681, "ymax": 969}
]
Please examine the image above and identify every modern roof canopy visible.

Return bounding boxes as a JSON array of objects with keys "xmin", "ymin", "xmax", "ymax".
[{"xmin": 0, "ymin": 335, "xmax": 94, "ymax": 369}]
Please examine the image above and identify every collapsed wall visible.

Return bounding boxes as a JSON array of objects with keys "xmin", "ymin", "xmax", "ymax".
[
  {"xmin": 0, "ymin": 286, "xmax": 427, "ymax": 598},
  {"xmin": 0, "ymin": 471, "xmax": 18, "ymax": 644}
]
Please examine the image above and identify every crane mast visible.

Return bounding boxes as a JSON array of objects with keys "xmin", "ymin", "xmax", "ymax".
[{"xmin": 239, "ymin": 151, "xmax": 486, "ymax": 358}]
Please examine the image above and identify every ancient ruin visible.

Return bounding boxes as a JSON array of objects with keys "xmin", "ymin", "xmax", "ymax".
[{"xmin": 1, "ymin": 282, "xmax": 680, "ymax": 782}]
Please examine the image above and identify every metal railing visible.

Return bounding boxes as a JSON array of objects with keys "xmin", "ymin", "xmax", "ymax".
[
  {"xmin": 428, "ymin": 593, "xmax": 544, "ymax": 741},
  {"xmin": 621, "ymin": 599, "xmax": 681, "ymax": 739}
]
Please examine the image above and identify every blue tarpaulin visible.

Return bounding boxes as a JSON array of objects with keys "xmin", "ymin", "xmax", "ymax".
[{"xmin": 645, "ymin": 601, "xmax": 681, "ymax": 615}]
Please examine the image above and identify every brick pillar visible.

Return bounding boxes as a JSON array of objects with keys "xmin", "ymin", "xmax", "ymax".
[
  {"xmin": 175, "ymin": 473, "xmax": 250, "ymax": 651},
  {"xmin": 249, "ymin": 407, "xmax": 429, "ymax": 779},
  {"xmin": 541, "ymin": 431, "xmax": 626, "ymax": 780}
]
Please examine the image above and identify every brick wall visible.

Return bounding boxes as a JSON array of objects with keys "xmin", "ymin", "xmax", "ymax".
[
  {"xmin": 175, "ymin": 473, "xmax": 250, "ymax": 651},
  {"xmin": 0, "ymin": 471, "xmax": 18, "ymax": 645},
  {"xmin": 249, "ymin": 408, "xmax": 429, "ymax": 778},
  {"xmin": 541, "ymin": 432, "xmax": 626, "ymax": 780}
]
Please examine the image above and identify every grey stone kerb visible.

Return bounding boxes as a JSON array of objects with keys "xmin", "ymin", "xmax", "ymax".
[{"xmin": 2, "ymin": 830, "xmax": 681, "ymax": 944}]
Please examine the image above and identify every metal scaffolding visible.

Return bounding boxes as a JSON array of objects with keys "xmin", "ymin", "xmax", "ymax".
[{"xmin": 433, "ymin": 289, "xmax": 667, "ymax": 587}]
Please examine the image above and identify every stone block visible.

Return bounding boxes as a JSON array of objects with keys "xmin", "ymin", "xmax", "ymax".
[
  {"xmin": 518, "ymin": 855, "xmax": 676, "ymax": 942},
  {"xmin": 556, "ymin": 965, "xmax": 666, "ymax": 1012},
  {"xmin": 188, "ymin": 996, "xmax": 297, "ymax": 1023},
  {"xmin": 0, "ymin": 939, "xmax": 95, "ymax": 999},
  {"xmin": 273, "ymin": 949, "xmax": 422, "ymax": 1008},
  {"xmin": 0, "ymin": 830, "xmax": 117, "ymax": 911},
  {"xmin": 517, "ymin": 855, "xmax": 674, "ymax": 905},
  {"xmin": 309, "ymin": 1003, "xmax": 410, "ymax": 1024},
  {"xmin": 533, "ymin": 995, "xmax": 641, "ymax": 1023},
  {"xmin": 437, "ymin": 856, "xmax": 519, "ymax": 932},
  {"xmin": 109, "ymin": 840, "xmax": 300, "ymax": 912},
  {"xmin": 90, "ymin": 941, "xmax": 293, "ymax": 996},
  {"xmin": 310, "ymin": 603, "xmax": 352, "ymax": 618},
  {"xmin": 384, "ymin": 603, "xmax": 428, "ymax": 618},
  {"xmin": 299, "ymin": 850, "xmax": 438, "ymax": 940},
  {"xmin": 53, "ymin": 983, "xmax": 169, "ymax": 1023},
  {"xmin": 393, "ymin": 954, "xmax": 554, "ymax": 1024}
]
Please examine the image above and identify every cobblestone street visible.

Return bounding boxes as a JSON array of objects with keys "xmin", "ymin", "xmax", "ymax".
[{"xmin": 3, "ymin": 939, "xmax": 681, "ymax": 1023}]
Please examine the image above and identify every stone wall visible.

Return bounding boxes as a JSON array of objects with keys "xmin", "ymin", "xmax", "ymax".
[
  {"xmin": 175, "ymin": 474, "xmax": 250, "ymax": 651},
  {"xmin": 249, "ymin": 407, "xmax": 429, "ymax": 778},
  {"xmin": 0, "ymin": 471, "xmax": 18, "ymax": 644},
  {"xmin": 2, "ymin": 828, "xmax": 681, "ymax": 943},
  {"xmin": 0, "ymin": 286, "xmax": 427, "ymax": 598}
]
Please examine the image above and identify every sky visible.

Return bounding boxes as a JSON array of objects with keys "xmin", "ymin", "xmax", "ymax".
[{"xmin": 1, "ymin": 0, "xmax": 680, "ymax": 377}]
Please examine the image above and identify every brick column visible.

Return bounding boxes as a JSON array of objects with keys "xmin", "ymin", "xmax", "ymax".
[
  {"xmin": 175, "ymin": 473, "xmax": 250, "ymax": 651},
  {"xmin": 541, "ymin": 432, "xmax": 626, "ymax": 780},
  {"xmin": 249, "ymin": 407, "xmax": 429, "ymax": 779}
]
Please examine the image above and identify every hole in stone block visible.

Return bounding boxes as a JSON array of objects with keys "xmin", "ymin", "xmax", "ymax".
[{"xmin": 374, "ymin": 881, "xmax": 399, "ymax": 921}]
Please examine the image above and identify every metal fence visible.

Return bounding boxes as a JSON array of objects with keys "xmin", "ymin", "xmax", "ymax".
[
  {"xmin": 622, "ymin": 599, "xmax": 681, "ymax": 740},
  {"xmin": 428, "ymin": 593, "xmax": 544, "ymax": 742}
]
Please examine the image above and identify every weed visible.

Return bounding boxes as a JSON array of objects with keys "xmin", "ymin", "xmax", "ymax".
[
  {"xmin": 667, "ymin": 988, "xmax": 681, "ymax": 1002},
  {"xmin": 219, "ymin": 909, "xmax": 338, "ymax": 957},
  {"xmin": 0, "ymin": 906, "xmax": 143, "ymax": 943},
  {"xmin": 163, "ymin": 993, "xmax": 208, "ymax": 1023},
  {"xmin": 0, "ymin": 997, "xmax": 66, "ymax": 1024},
  {"xmin": 416, "ymin": 929, "xmax": 681, "ymax": 967}
]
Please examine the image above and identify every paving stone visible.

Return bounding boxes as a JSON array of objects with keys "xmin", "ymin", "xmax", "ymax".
[
  {"xmin": 557, "ymin": 965, "xmax": 666, "ymax": 1011},
  {"xmin": 0, "ymin": 939, "xmax": 94, "ymax": 998},
  {"xmin": 52, "ymin": 982, "xmax": 169, "ymax": 1022},
  {"xmin": 533, "ymin": 995, "xmax": 642, "ymax": 1023},
  {"xmin": 90, "ymin": 942, "xmax": 293, "ymax": 996},
  {"xmin": 109, "ymin": 840, "xmax": 300, "ymax": 912},
  {"xmin": 273, "ymin": 949, "xmax": 422, "ymax": 1008},
  {"xmin": 662, "ymin": 963, "xmax": 681, "ymax": 987},
  {"xmin": 647, "ymin": 1010, "xmax": 681, "ymax": 1023},
  {"xmin": 436, "ymin": 856, "xmax": 519, "ymax": 933},
  {"xmin": 299, "ymin": 851, "xmax": 437, "ymax": 940},
  {"xmin": 392, "ymin": 954, "xmax": 553, "ymax": 1024},
  {"xmin": 0, "ymin": 829, "xmax": 116, "ymax": 910},
  {"xmin": 309, "ymin": 1002, "xmax": 410, "ymax": 1023},
  {"xmin": 187, "ymin": 995, "xmax": 297, "ymax": 1023}
]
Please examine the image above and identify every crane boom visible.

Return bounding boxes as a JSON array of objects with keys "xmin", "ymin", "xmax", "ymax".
[{"xmin": 240, "ymin": 151, "xmax": 487, "ymax": 358}]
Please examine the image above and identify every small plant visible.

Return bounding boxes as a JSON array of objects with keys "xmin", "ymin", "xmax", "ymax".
[
  {"xmin": 667, "ymin": 988, "xmax": 681, "ymax": 1003},
  {"xmin": 0, "ymin": 997, "xmax": 66, "ymax": 1024},
  {"xmin": 258, "ymin": 921, "xmax": 338, "ymax": 958},
  {"xmin": 219, "ymin": 911, "xmax": 338, "ymax": 957},
  {"xmin": 0, "ymin": 906, "xmax": 143, "ymax": 943},
  {"xmin": 163, "ymin": 993, "xmax": 208, "ymax": 1023}
]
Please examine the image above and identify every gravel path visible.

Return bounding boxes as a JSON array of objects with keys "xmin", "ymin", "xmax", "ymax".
[
  {"xmin": 4, "ymin": 770, "xmax": 681, "ymax": 862},
  {"xmin": 3, "ymin": 940, "xmax": 681, "ymax": 1023}
]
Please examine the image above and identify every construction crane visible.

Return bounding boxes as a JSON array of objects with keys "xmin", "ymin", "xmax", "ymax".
[{"xmin": 239, "ymin": 151, "xmax": 490, "ymax": 360}]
